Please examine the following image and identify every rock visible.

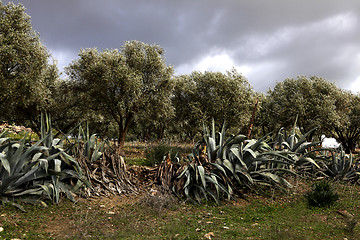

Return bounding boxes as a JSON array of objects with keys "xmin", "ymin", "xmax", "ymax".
[{"xmin": 204, "ymin": 232, "xmax": 215, "ymax": 240}]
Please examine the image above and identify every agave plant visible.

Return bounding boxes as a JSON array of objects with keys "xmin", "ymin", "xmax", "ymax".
[
  {"xmin": 0, "ymin": 113, "xmax": 88, "ymax": 210},
  {"xmin": 70, "ymin": 123, "xmax": 106, "ymax": 163},
  {"xmin": 161, "ymin": 119, "xmax": 298, "ymax": 203},
  {"xmin": 272, "ymin": 116, "xmax": 321, "ymax": 168},
  {"xmin": 315, "ymin": 147, "xmax": 360, "ymax": 182},
  {"xmin": 172, "ymin": 160, "xmax": 232, "ymax": 203},
  {"xmin": 265, "ymin": 117, "xmax": 323, "ymax": 181},
  {"xmin": 207, "ymin": 120, "xmax": 295, "ymax": 191},
  {"xmin": 65, "ymin": 122, "xmax": 138, "ymax": 197}
]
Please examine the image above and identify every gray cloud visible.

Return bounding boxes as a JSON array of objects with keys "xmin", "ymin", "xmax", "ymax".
[{"xmin": 3, "ymin": 0, "xmax": 360, "ymax": 92}]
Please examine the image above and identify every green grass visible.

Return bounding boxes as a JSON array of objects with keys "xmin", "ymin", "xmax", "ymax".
[
  {"xmin": 1, "ymin": 181, "xmax": 360, "ymax": 239},
  {"xmin": 126, "ymin": 157, "xmax": 150, "ymax": 166}
]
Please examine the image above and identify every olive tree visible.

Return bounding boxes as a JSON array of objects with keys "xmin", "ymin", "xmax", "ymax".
[
  {"xmin": 172, "ymin": 69, "xmax": 256, "ymax": 139},
  {"xmin": 262, "ymin": 76, "xmax": 341, "ymax": 134},
  {"xmin": 66, "ymin": 41, "xmax": 174, "ymax": 149},
  {"xmin": 0, "ymin": 2, "xmax": 55, "ymax": 130},
  {"xmin": 261, "ymin": 75, "xmax": 360, "ymax": 152},
  {"xmin": 330, "ymin": 91, "xmax": 360, "ymax": 153}
]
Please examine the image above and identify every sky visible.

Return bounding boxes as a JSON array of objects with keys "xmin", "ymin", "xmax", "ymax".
[{"xmin": 3, "ymin": 0, "xmax": 360, "ymax": 92}]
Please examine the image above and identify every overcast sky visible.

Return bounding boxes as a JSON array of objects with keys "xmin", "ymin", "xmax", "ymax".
[{"xmin": 3, "ymin": 0, "xmax": 360, "ymax": 92}]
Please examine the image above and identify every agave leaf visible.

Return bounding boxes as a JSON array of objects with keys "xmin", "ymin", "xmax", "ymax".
[
  {"xmin": 204, "ymin": 188, "xmax": 220, "ymax": 204},
  {"xmin": 194, "ymin": 188, "xmax": 202, "ymax": 203},
  {"xmin": 296, "ymin": 157, "xmax": 321, "ymax": 169},
  {"xmin": 207, "ymin": 137, "xmax": 216, "ymax": 159},
  {"xmin": 244, "ymin": 148, "xmax": 257, "ymax": 159},
  {"xmin": 0, "ymin": 173, "xmax": 24, "ymax": 193},
  {"xmin": 292, "ymin": 128, "xmax": 317, "ymax": 151},
  {"xmin": 255, "ymin": 172, "xmax": 293, "ymax": 188},
  {"xmin": 197, "ymin": 166, "xmax": 206, "ymax": 189},
  {"xmin": 258, "ymin": 141, "xmax": 273, "ymax": 152},
  {"xmin": 288, "ymin": 115, "xmax": 298, "ymax": 149},
  {"xmin": 0, "ymin": 152, "xmax": 11, "ymax": 174},
  {"xmin": 226, "ymin": 135, "xmax": 247, "ymax": 147},
  {"xmin": 91, "ymin": 151, "xmax": 103, "ymax": 162},
  {"xmin": 217, "ymin": 121, "xmax": 226, "ymax": 159},
  {"xmin": 287, "ymin": 134, "xmax": 296, "ymax": 150},
  {"xmin": 195, "ymin": 185, "xmax": 208, "ymax": 201},
  {"xmin": 0, "ymin": 137, "xmax": 9, "ymax": 145},
  {"xmin": 0, "ymin": 129, "xmax": 9, "ymax": 138},
  {"xmin": 91, "ymin": 140, "xmax": 105, "ymax": 162},
  {"xmin": 250, "ymin": 131, "xmax": 273, "ymax": 151},
  {"xmin": 258, "ymin": 151, "xmax": 294, "ymax": 163},
  {"xmin": 13, "ymin": 164, "xmax": 42, "ymax": 187},
  {"xmin": 210, "ymin": 174, "xmax": 219, "ymax": 195},
  {"xmin": 341, "ymin": 153, "xmax": 353, "ymax": 179},
  {"xmin": 256, "ymin": 168, "xmax": 296, "ymax": 176},
  {"xmin": 41, "ymin": 113, "xmax": 53, "ymax": 149},
  {"xmin": 235, "ymin": 164, "xmax": 253, "ymax": 184},
  {"xmin": 10, "ymin": 187, "xmax": 44, "ymax": 196},
  {"xmin": 183, "ymin": 171, "xmax": 191, "ymax": 190},
  {"xmin": 52, "ymin": 138, "xmax": 62, "ymax": 147},
  {"xmin": 52, "ymin": 175, "xmax": 60, "ymax": 203},
  {"xmin": 177, "ymin": 166, "xmax": 189, "ymax": 179},
  {"xmin": 281, "ymin": 141, "xmax": 291, "ymax": 150},
  {"xmin": 204, "ymin": 175, "xmax": 232, "ymax": 200},
  {"xmin": 222, "ymin": 159, "xmax": 234, "ymax": 174},
  {"xmin": 296, "ymin": 141, "xmax": 321, "ymax": 154},
  {"xmin": 209, "ymin": 162, "xmax": 228, "ymax": 177},
  {"xmin": 211, "ymin": 118, "xmax": 216, "ymax": 140},
  {"xmin": 253, "ymin": 157, "xmax": 292, "ymax": 166},
  {"xmin": 39, "ymin": 184, "xmax": 53, "ymax": 200},
  {"xmin": 243, "ymin": 139, "xmax": 257, "ymax": 151},
  {"xmin": 72, "ymin": 179, "xmax": 85, "ymax": 192},
  {"xmin": 58, "ymin": 181, "xmax": 76, "ymax": 202},
  {"xmin": 229, "ymin": 147, "xmax": 247, "ymax": 170},
  {"xmin": 41, "ymin": 112, "xmax": 46, "ymax": 140},
  {"xmin": 10, "ymin": 138, "xmax": 26, "ymax": 175},
  {"xmin": 61, "ymin": 169, "xmax": 83, "ymax": 179},
  {"xmin": 222, "ymin": 135, "xmax": 235, "ymax": 159},
  {"xmin": 31, "ymin": 152, "xmax": 43, "ymax": 162}
]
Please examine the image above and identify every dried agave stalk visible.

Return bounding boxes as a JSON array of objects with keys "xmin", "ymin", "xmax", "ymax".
[
  {"xmin": 77, "ymin": 148, "xmax": 138, "ymax": 197},
  {"xmin": 154, "ymin": 153, "xmax": 180, "ymax": 190}
]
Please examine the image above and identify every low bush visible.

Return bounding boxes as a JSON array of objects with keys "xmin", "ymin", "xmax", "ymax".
[
  {"xmin": 144, "ymin": 144, "xmax": 181, "ymax": 166},
  {"xmin": 305, "ymin": 180, "xmax": 339, "ymax": 208}
]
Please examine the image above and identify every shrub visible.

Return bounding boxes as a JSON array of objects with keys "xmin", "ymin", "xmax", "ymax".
[
  {"xmin": 305, "ymin": 180, "xmax": 339, "ymax": 208},
  {"xmin": 145, "ymin": 144, "xmax": 181, "ymax": 166}
]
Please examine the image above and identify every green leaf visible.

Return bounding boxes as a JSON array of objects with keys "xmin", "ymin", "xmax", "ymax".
[
  {"xmin": 197, "ymin": 165, "xmax": 206, "ymax": 189},
  {"xmin": 255, "ymin": 172, "xmax": 293, "ymax": 188},
  {"xmin": 296, "ymin": 157, "xmax": 321, "ymax": 169},
  {"xmin": 0, "ymin": 152, "xmax": 11, "ymax": 174},
  {"xmin": 222, "ymin": 159, "xmax": 234, "ymax": 174}
]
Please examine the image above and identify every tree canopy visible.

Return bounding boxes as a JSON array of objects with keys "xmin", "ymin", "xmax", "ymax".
[
  {"xmin": 260, "ymin": 76, "xmax": 360, "ymax": 152},
  {"xmin": 261, "ymin": 76, "xmax": 341, "ymax": 133},
  {"xmin": 172, "ymin": 69, "xmax": 256, "ymax": 139},
  {"xmin": 0, "ymin": 2, "xmax": 56, "ymax": 130},
  {"xmin": 66, "ymin": 41, "xmax": 174, "ymax": 148}
]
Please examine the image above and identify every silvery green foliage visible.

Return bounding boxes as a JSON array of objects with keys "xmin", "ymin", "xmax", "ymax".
[
  {"xmin": 0, "ymin": 114, "xmax": 88, "ymax": 210},
  {"xmin": 0, "ymin": 2, "xmax": 56, "ymax": 127},
  {"xmin": 66, "ymin": 40, "xmax": 174, "ymax": 147}
]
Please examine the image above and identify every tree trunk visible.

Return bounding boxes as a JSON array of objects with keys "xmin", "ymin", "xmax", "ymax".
[{"xmin": 117, "ymin": 125, "xmax": 127, "ymax": 157}]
